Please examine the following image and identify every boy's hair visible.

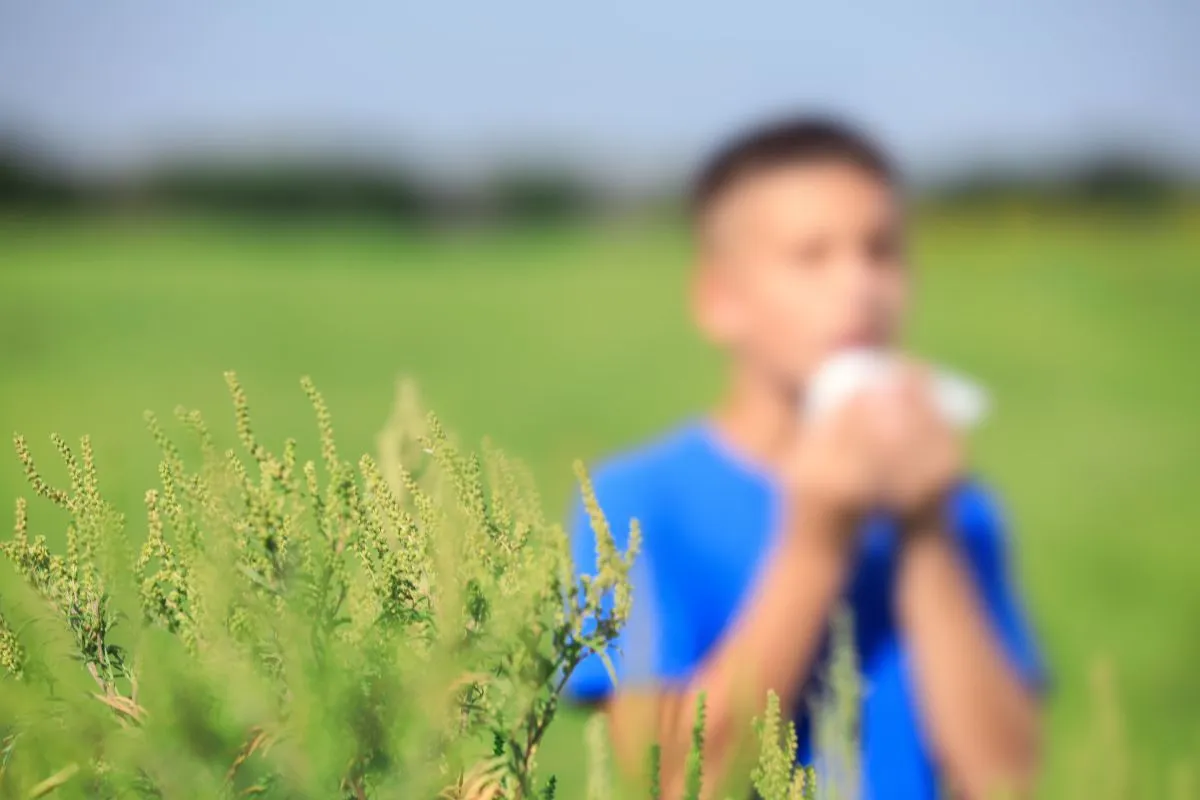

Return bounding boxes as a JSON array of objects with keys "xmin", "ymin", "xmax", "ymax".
[{"xmin": 690, "ymin": 115, "xmax": 897, "ymax": 221}]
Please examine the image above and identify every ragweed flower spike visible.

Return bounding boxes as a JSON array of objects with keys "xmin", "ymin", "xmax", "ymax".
[
  {"xmin": 0, "ymin": 605, "xmax": 24, "ymax": 678},
  {"xmin": 79, "ymin": 435, "xmax": 101, "ymax": 511},
  {"xmin": 225, "ymin": 371, "xmax": 265, "ymax": 462},
  {"xmin": 584, "ymin": 714, "xmax": 612, "ymax": 800},
  {"xmin": 300, "ymin": 375, "xmax": 339, "ymax": 475},
  {"xmin": 49, "ymin": 434, "xmax": 82, "ymax": 504},
  {"xmin": 683, "ymin": 693, "xmax": 707, "ymax": 800},
  {"xmin": 143, "ymin": 410, "xmax": 184, "ymax": 478},
  {"xmin": 12, "ymin": 496, "xmax": 28, "ymax": 551},
  {"xmin": 13, "ymin": 434, "xmax": 70, "ymax": 508},
  {"xmin": 752, "ymin": 692, "xmax": 806, "ymax": 800}
]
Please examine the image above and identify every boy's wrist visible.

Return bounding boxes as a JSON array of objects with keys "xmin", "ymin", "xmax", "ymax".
[
  {"xmin": 897, "ymin": 500, "xmax": 950, "ymax": 541},
  {"xmin": 892, "ymin": 475, "xmax": 959, "ymax": 540},
  {"xmin": 897, "ymin": 512, "xmax": 954, "ymax": 565},
  {"xmin": 895, "ymin": 523, "xmax": 962, "ymax": 611},
  {"xmin": 786, "ymin": 500, "xmax": 860, "ymax": 568}
]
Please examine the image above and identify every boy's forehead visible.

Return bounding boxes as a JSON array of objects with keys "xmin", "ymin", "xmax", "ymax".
[{"xmin": 699, "ymin": 161, "xmax": 897, "ymax": 261}]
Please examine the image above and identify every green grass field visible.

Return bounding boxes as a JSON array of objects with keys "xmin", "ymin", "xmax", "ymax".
[{"xmin": 2, "ymin": 215, "xmax": 1198, "ymax": 796}]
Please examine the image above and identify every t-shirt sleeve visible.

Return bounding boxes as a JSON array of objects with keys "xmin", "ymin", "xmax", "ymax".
[
  {"xmin": 564, "ymin": 464, "xmax": 677, "ymax": 703},
  {"xmin": 952, "ymin": 483, "xmax": 1048, "ymax": 691}
]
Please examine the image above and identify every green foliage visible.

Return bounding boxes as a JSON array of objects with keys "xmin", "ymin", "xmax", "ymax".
[
  {"xmin": 0, "ymin": 374, "xmax": 641, "ymax": 798},
  {"xmin": 682, "ymin": 694, "xmax": 707, "ymax": 800},
  {"xmin": 749, "ymin": 612, "xmax": 859, "ymax": 800},
  {"xmin": 583, "ymin": 715, "xmax": 612, "ymax": 800},
  {"xmin": 0, "ymin": 374, "xmax": 873, "ymax": 800},
  {"xmin": 752, "ymin": 693, "xmax": 808, "ymax": 800},
  {"xmin": 646, "ymin": 743, "xmax": 662, "ymax": 800},
  {"xmin": 810, "ymin": 609, "xmax": 861, "ymax": 800}
]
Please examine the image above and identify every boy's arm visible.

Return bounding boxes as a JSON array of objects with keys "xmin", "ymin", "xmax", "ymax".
[
  {"xmin": 883, "ymin": 372, "xmax": 1041, "ymax": 799},
  {"xmin": 897, "ymin": 526, "xmax": 1040, "ymax": 799},
  {"xmin": 607, "ymin": 513, "xmax": 849, "ymax": 798},
  {"xmin": 605, "ymin": 400, "xmax": 876, "ymax": 799}
]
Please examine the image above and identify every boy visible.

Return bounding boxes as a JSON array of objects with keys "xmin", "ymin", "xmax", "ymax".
[{"xmin": 566, "ymin": 117, "xmax": 1043, "ymax": 799}]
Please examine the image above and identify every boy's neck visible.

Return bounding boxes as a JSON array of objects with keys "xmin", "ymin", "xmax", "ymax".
[{"xmin": 711, "ymin": 367, "xmax": 806, "ymax": 470}]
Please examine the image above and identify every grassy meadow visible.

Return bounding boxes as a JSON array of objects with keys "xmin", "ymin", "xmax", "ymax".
[{"xmin": 2, "ymin": 213, "xmax": 1198, "ymax": 796}]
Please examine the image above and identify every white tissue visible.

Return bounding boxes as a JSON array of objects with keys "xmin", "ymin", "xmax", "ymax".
[{"xmin": 805, "ymin": 349, "xmax": 989, "ymax": 429}]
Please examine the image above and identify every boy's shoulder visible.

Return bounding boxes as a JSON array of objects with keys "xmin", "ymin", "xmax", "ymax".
[
  {"xmin": 586, "ymin": 421, "xmax": 709, "ymax": 489},
  {"xmin": 950, "ymin": 477, "xmax": 1009, "ymax": 542},
  {"xmin": 577, "ymin": 422, "xmax": 711, "ymax": 537}
]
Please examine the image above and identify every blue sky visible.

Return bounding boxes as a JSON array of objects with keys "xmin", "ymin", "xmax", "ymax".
[{"xmin": 1, "ymin": 0, "xmax": 1197, "ymax": 181}]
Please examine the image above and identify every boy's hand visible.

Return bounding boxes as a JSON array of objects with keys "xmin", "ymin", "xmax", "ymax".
[
  {"xmin": 783, "ymin": 394, "xmax": 878, "ymax": 554},
  {"xmin": 785, "ymin": 360, "xmax": 966, "ymax": 552},
  {"xmin": 870, "ymin": 364, "xmax": 965, "ymax": 528}
]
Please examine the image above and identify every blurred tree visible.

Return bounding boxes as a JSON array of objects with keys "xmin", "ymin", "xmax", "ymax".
[
  {"xmin": 482, "ymin": 164, "xmax": 599, "ymax": 224},
  {"xmin": 1064, "ymin": 154, "xmax": 1180, "ymax": 212},
  {"xmin": 0, "ymin": 136, "xmax": 90, "ymax": 210},
  {"xmin": 927, "ymin": 151, "xmax": 1191, "ymax": 215},
  {"xmin": 142, "ymin": 157, "xmax": 436, "ymax": 222}
]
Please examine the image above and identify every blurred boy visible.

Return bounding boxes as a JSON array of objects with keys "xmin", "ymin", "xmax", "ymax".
[{"xmin": 567, "ymin": 118, "xmax": 1043, "ymax": 799}]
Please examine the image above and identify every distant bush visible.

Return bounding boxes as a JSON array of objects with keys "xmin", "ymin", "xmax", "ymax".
[
  {"xmin": 142, "ymin": 159, "xmax": 437, "ymax": 222},
  {"xmin": 0, "ymin": 139, "xmax": 605, "ymax": 225},
  {"xmin": 2, "ymin": 132, "xmax": 1195, "ymax": 223},
  {"xmin": 0, "ymin": 142, "xmax": 91, "ymax": 211},
  {"xmin": 928, "ymin": 153, "xmax": 1193, "ymax": 215},
  {"xmin": 482, "ymin": 165, "xmax": 599, "ymax": 225}
]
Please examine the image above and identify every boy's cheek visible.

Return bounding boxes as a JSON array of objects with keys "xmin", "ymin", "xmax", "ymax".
[
  {"xmin": 760, "ymin": 307, "xmax": 837, "ymax": 377},
  {"xmin": 751, "ymin": 330, "xmax": 828, "ymax": 384}
]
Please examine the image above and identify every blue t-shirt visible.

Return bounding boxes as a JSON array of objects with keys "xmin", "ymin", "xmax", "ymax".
[{"xmin": 566, "ymin": 422, "xmax": 1043, "ymax": 800}]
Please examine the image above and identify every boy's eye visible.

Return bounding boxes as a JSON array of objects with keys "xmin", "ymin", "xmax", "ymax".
[
  {"xmin": 789, "ymin": 238, "xmax": 831, "ymax": 268},
  {"xmin": 866, "ymin": 229, "xmax": 903, "ymax": 265}
]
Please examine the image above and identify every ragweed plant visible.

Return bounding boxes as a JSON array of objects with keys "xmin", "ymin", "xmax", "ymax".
[
  {"xmin": 752, "ymin": 691, "xmax": 816, "ymax": 800},
  {"xmin": 0, "ymin": 373, "xmax": 876, "ymax": 800},
  {"xmin": 746, "ymin": 609, "xmax": 857, "ymax": 800},
  {"xmin": 810, "ymin": 609, "xmax": 861, "ymax": 800},
  {"xmin": 0, "ymin": 374, "xmax": 639, "ymax": 799}
]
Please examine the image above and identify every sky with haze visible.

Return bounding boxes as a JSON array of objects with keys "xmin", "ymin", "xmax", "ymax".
[{"xmin": 1, "ymin": 0, "xmax": 1196, "ymax": 183}]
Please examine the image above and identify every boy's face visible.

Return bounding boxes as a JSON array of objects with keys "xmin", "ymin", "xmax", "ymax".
[{"xmin": 693, "ymin": 160, "xmax": 909, "ymax": 387}]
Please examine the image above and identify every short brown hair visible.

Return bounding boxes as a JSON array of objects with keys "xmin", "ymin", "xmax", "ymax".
[{"xmin": 691, "ymin": 115, "xmax": 897, "ymax": 221}]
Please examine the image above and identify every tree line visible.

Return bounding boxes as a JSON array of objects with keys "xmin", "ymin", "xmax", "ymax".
[{"xmin": 0, "ymin": 135, "xmax": 1194, "ymax": 222}]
